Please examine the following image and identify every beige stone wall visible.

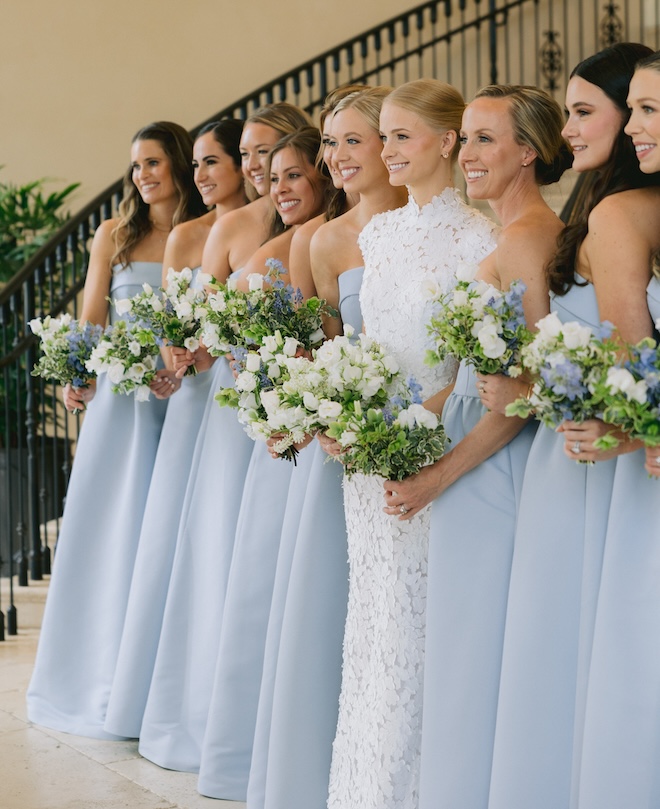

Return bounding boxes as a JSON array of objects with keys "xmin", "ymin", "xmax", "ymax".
[{"xmin": 2, "ymin": 0, "xmax": 417, "ymax": 207}]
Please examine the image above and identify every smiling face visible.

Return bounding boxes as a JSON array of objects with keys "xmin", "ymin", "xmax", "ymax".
[
  {"xmin": 458, "ymin": 96, "xmax": 534, "ymax": 201},
  {"xmin": 192, "ymin": 132, "xmax": 244, "ymax": 206},
  {"xmin": 379, "ymin": 101, "xmax": 454, "ymax": 202},
  {"xmin": 322, "ymin": 112, "xmax": 343, "ymax": 190},
  {"xmin": 562, "ymin": 75, "xmax": 624, "ymax": 172},
  {"xmin": 130, "ymin": 139, "xmax": 176, "ymax": 205},
  {"xmin": 269, "ymin": 146, "xmax": 323, "ymax": 226},
  {"xmin": 625, "ymin": 68, "xmax": 660, "ymax": 173},
  {"xmin": 239, "ymin": 123, "xmax": 282, "ymax": 196},
  {"xmin": 330, "ymin": 106, "xmax": 387, "ymax": 195}
]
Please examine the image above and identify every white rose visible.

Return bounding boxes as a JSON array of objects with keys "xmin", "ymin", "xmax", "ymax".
[
  {"xmin": 452, "ymin": 289, "xmax": 470, "ymax": 308},
  {"xmin": 477, "ymin": 323, "xmax": 507, "ymax": 358},
  {"xmin": 606, "ymin": 367, "xmax": 648, "ymax": 403},
  {"xmin": 262, "ymin": 335, "xmax": 278, "ymax": 353},
  {"xmin": 260, "ymin": 389, "xmax": 281, "ymax": 415},
  {"xmin": 245, "ymin": 353, "xmax": 262, "ymax": 372},
  {"xmin": 561, "ymin": 321, "xmax": 592, "ymax": 350},
  {"xmin": 268, "ymin": 362, "xmax": 281, "ymax": 380},
  {"xmin": 318, "ymin": 400, "xmax": 342, "ymax": 421},
  {"xmin": 338, "ymin": 429, "xmax": 357, "ymax": 447},
  {"xmin": 175, "ymin": 300, "xmax": 193, "ymax": 319},
  {"xmin": 248, "ymin": 273, "xmax": 265, "ymax": 292},
  {"xmin": 535, "ymin": 311, "xmax": 563, "ymax": 340},
  {"xmin": 236, "ymin": 371, "xmax": 257, "ymax": 392}
]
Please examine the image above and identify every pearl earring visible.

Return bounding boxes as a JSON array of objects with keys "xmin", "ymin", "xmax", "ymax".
[{"xmin": 442, "ymin": 152, "xmax": 449, "ymax": 159}]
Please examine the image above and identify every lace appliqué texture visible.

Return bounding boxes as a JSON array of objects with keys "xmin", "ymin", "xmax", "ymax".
[{"xmin": 328, "ymin": 188, "xmax": 497, "ymax": 809}]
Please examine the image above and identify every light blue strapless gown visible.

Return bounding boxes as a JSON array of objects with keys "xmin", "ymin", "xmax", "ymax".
[
  {"xmin": 488, "ymin": 280, "xmax": 617, "ymax": 809},
  {"xmin": 246, "ymin": 266, "xmax": 363, "ymax": 809},
  {"xmin": 104, "ymin": 268, "xmax": 214, "ymax": 738},
  {"xmin": 573, "ymin": 276, "xmax": 660, "ymax": 809},
  {"xmin": 418, "ymin": 361, "xmax": 536, "ymax": 809},
  {"xmin": 138, "ymin": 269, "xmax": 254, "ymax": 771},
  {"xmin": 27, "ymin": 262, "xmax": 168, "ymax": 739}
]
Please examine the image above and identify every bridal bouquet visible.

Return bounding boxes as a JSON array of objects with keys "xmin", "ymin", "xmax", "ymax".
[
  {"xmin": 426, "ymin": 277, "xmax": 531, "ymax": 376},
  {"xmin": 505, "ymin": 313, "xmax": 619, "ymax": 440},
  {"xmin": 85, "ymin": 320, "xmax": 160, "ymax": 401},
  {"xmin": 30, "ymin": 314, "xmax": 104, "ymax": 411},
  {"xmin": 596, "ymin": 334, "xmax": 660, "ymax": 447},
  {"xmin": 216, "ymin": 326, "xmax": 401, "ymax": 460},
  {"xmin": 326, "ymin": 391, "xmax": 448, "ymax": 481},
  {"xmin": 199, "ymin": 258, "xmax": 330, "ymax": 356},
  {"xmin": 114, "ymin": 267, "xmax": 210, "ymax": 374}
]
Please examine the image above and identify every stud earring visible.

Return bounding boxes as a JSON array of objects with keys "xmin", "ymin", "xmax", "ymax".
[{"xmin": 442, "ymin": 152, "xmax": 449, "ymax": 159}]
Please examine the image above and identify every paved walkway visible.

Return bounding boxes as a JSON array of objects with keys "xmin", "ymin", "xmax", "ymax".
[{"xmin": 0, "ymin": 620, "xmax": 245, "ymax": 809}]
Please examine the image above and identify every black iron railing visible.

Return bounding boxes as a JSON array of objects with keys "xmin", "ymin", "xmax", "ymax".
[{"xmin": 1, "ymin": 0, "xmax": 658, "ymax": 636}]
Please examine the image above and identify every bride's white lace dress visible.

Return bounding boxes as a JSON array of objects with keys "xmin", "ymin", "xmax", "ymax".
[{"xmin": 327, "ymin": 188, "xmax": 497, "ymax": 809}]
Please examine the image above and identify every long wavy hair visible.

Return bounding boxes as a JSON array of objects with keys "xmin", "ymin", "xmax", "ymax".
[
  {"xmin": 548, "ymin": 42, "xmax": 657, "ymax": 295},
  {"xmin": 264, "ymin": 126, "xmax": 333, "ymax": 241},
  {"xmin": 112, "ymin": 121, "xmax": 205, "ymax": 268}
]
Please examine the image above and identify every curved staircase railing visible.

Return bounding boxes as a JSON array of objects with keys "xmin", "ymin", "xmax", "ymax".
[{"xmin": 1, "ymin": 0, "xmax": 657, "ymax": 636}]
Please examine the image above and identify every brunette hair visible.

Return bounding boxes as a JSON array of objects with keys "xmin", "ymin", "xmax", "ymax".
[
  {"xmin": 548, "ymin": 42, "xmax": 657, "ymax": 295},
  {"xmin": 112, "ymin": 121, "xmax": 205, "ymax": 267},
  {"xmin": 196, "ymin": 118, "xmax": 245, "ymax": 169},
  {"xmin": 474, "ymin": 84, "xmax": 572, "ymax": 185},
  {"xmin": 265, "ymin": 126, "xmax": 333, "ymax": 241}
]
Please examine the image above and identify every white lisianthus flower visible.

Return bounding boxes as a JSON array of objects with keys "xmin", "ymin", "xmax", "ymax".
[
  {"xmin": 303, "ymin": 391, "xmax": 319, "ymax": 411},
  {"xmin": 209, "ymin": 293, "xmax": 227, "ymax": 313},
  {"xmin": 142, "ymin": 283, "xmax": 153, "ymax": 294},
  {"xmin": 318, "ymin": 400, "xmax": 342, "ymax": 421},
  {"xmin": 382, "ymin": 355, "xmax": 399, "ymax": 375},
  {"xmin": 245, "ymin": 353, "xmax": 262, "ymax": 372},
  {"xmin": 478, "ymin": 323, "xmax": 507, "ymax": 358},
  {"xmin": 404, "ymin": 403, "xmax": 439, "ymax": 429},
  {"xmin": 127, "ymin": 362, "xmax": 147, "ymax": 381},
  {"xmin": 561, "ymin": 321, "xmax": 592, "ymax": 350},
  {"xmin": 260, "ymin": 389, "xmax": 280, "ymax": 414},
  {"xmin": 165, "ymin": 267, "xmax": 177, "ymax": 284},
  {"xmin": 268, "ymin": 362, "xmax": 281, "ymax": 379},
  {"xmin": 452, "ymin": 288, "xmax": 470, "ymax": 308},
  {"xmin": 606, "ymin": 367, "xmax": 648, "ymax": 403},
  {"xmin": 114, "ymin": 298, "xmax": 132, "ymax": 316},
  {"xmin": 184, "ymin": 336, "xmax": 200, "ymax": 352},
  {"xmin": 343, "ymin": 324, "xmax": 356, "ymax": 339},
  {"xmin": 226, "ymin": 276, "xmax": 238, "ymax": 292},
  {"xmin": 107, "ymin": 362, "xmax": 126, "ymax": 385},
  {"xmin": 136, "ymin": 385, "xmax": 151, "ymax": 402},
  {"xmin": 423, "ymin": 278, "xmax": 442, "ymax": 298},
  {"xmin": 175, "ymin": 300, "xmax": 193, "ymax": 319},
  {"xmin": 150, "ymin": 296, "xmax": 164, "ymax": 313},
  {"xmin": 28, "ymin": 318, "xmax": 43, "ymax": 335},
  {"xmin": 179, "ymin": 267, "xmax": 193, "ymax": 284},
  {"xmin": 456, "ymin": 261, "xmax": 479, "ymax": 282},
  {"xmin": 196, "ymin": 272, "xmax": 213, "ymax": 287},
  {"xmin": 263, "ymin": 335, "xmax": 279, "ymax": 353},
  {"xmin": 283, "ymin": 337, "xmax": 299, "ymax": 357},
  {"xmin": 248, "ymin": 273, "xmax": 265, "ymax": 292},
  {"xmin": 129, "ymin": 340, "xmax": 142, "ymax": 357},
  {"xmin": 308, "ymin": 327, "xmax": 325, "ymax": 346}
]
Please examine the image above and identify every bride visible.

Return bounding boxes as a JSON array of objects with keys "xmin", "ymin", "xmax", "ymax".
[{"xmin": 325, "ymin": 79, "xmax": 497, "ymax": 809}]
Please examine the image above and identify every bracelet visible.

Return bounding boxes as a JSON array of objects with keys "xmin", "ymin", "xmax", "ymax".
[{"xmin": 525, "ymin": 382, "xmax": 534, "ymax": 399}]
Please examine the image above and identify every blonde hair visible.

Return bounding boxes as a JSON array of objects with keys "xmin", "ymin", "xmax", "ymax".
[
  {"xmin": 332, "ymin": 86, "xmax": 393, "ymax": 134},
  {"xmin": 384, "ymin": 79, "xmax": 465, "ymax": 160},
  {"xmin": 319, "ymin": 84, "xmax": 370, "ymax": 130}
]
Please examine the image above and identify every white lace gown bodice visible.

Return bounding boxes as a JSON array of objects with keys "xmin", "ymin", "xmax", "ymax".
[
  {"xmin": 358, "ymin": 187, "xmax": 497, "ymax": 396},
  {"xmin": 327, "ymin": 188, "xmax": 497, "ymax": 809}
]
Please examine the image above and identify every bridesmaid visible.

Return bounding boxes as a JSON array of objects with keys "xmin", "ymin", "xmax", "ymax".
[
  {"xmin": 385, "ymin": 85, "xmax": 568, "ymax": 809},
  {"xmin": 245, "ymin": 83, "xmax": 366, "ymax": 809},
  {"xmin": 485, "ymin": 43, "xmax": 659, "ymax": 809},
  {"xmin": 26, "ymin": 121, "xmax": 204, "ymax": 738},
  {"xmin": 103, "ymin": 119, "xmax": 247, "ymax": 738},
  {"xmin": 196, "ymin": 126, "xmax": 333, "ymax": 801},
  {"xmin": 138, "ymin": 103, "xmax": 311, "ymax": 772},
  {"xmin": 561, "ymin": 51, "xmax": 660, "ymax": 809},
  {"xmin": 250, "ymin": 87, "xmax": 408, "ymax": 809}
]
